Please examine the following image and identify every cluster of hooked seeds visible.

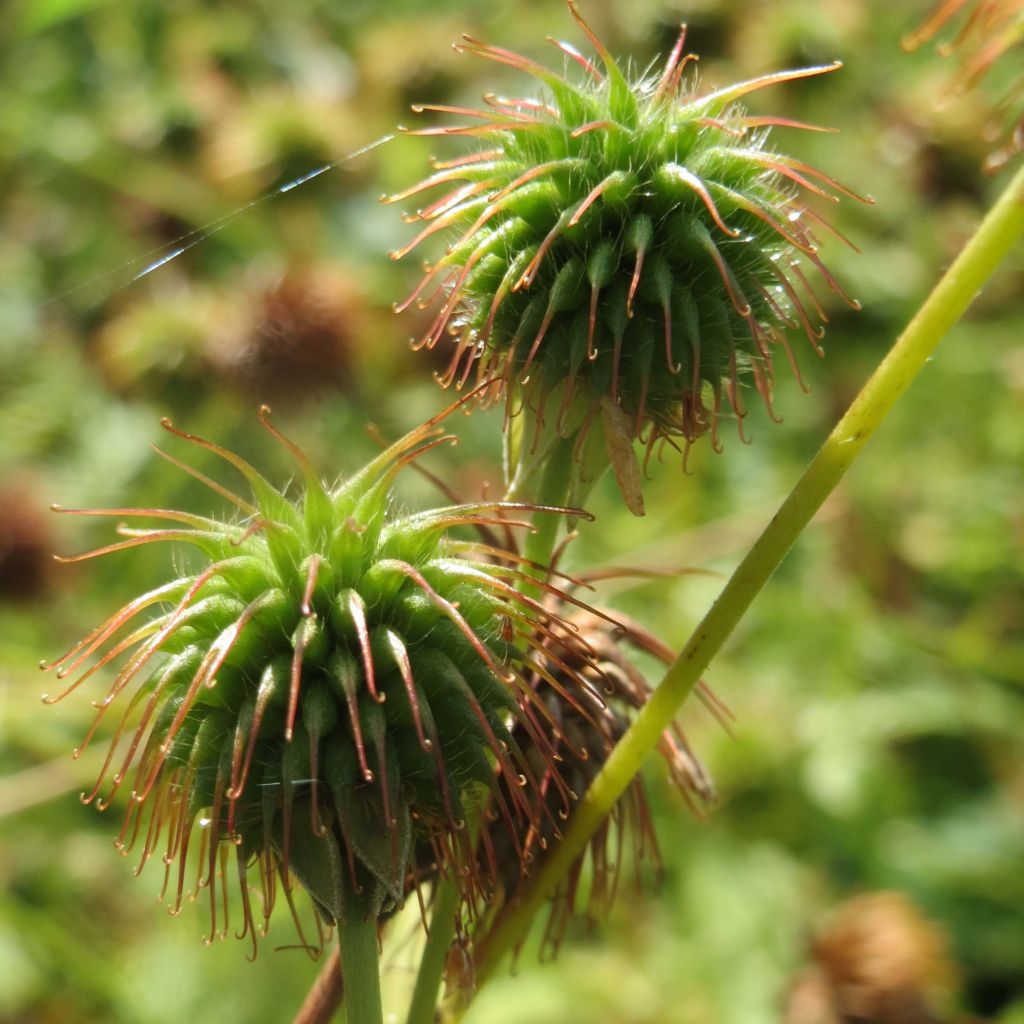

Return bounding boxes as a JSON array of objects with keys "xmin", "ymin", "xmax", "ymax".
[
  {"xmin": 42, "ymin": 403, "xmax": 621, "ymax": 953},
  {"xmin": 390, "ymin": 1, "xmax": 867, "ymax": 469}
]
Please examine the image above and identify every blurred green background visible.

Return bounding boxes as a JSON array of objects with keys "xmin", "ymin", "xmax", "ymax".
[{"xmin": 1, "ymin": 0, "xmax": 1022, "ymax": 1021}]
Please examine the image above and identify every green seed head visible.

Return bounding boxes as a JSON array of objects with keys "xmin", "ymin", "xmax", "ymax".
[
  {"xmin": 44, "ymin": 403, "xmax": 602, "ymax": 951},
  {"xmin": 389, "ymin": 1, "xmax": 866, "ymax": 504}
]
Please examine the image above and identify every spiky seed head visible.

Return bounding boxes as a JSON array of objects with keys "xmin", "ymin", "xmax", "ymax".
[
  {"xmin": 43, "ymin": 400, "xmax": 605, "ymax": 953},
  {"xmin": 388, "ymin": 1, "xmax": 866, "ymax": 508},
  {"xmin": 904, "ymin": 0, "xmax": 1024, "ymax": 171}
]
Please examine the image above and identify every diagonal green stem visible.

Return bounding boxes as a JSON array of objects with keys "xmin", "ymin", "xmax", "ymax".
[{"xmin": 473, "ymin": 159, "xmax": 1024, "ymax": 985}]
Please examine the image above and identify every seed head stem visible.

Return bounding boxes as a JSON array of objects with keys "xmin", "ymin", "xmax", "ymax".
[
  {"xmin": 519, "ymin": 437, "xmax": 576, "ymax": 603},
  {"xmin": 338, "ymin": 881, "xmax": 384, "ymax": 1024}
]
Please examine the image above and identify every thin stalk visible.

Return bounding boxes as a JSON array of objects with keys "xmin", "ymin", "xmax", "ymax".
[
  {"xmin": 473, "ymin": 159, "xmax": 1024, "ymax": 985},
  {"xmin": 404, "ymin": 875, "xmax": 462, "ymax": 1024},
  {"xmin": 338, "ymin": 896, "xmax": 384, "ymax": 1024},
  {"xmin": 519, "ymin": 435, "xmax": 575, "ymax": 599}
]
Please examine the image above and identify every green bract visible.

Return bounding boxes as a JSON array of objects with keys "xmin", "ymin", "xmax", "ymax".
[
  {"xmin": 389, "ymin": 1, "xmax": 866, "ymax": 508},
  {"xmin": 44, "ymin": 405, "xmax": 601, "ymax": 953}
]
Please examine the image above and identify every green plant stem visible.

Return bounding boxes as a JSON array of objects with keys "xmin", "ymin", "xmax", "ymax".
[
  {"xmin": 338, "ymin": 898, "xmax": 384, "ymax": 1024},
  {"xmin": 519, "ymin": 435, "xmax": 575, "ymax": 598},
  {"xmin": 473, "ymin": 159, "xmax": 1024, "ymax": 987},
  {"xmin": 405, "ymin": 875, "xmax": 461, "ymax": 1024}
]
